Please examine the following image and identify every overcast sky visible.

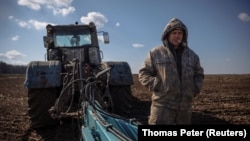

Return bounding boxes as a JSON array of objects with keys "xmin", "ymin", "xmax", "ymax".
[{"xmin": 0, "ymin": 0, "xmax": 250, "ymax": 74}]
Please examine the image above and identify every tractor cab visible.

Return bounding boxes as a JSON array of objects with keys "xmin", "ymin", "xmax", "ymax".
[{"xmin": 43, "ymin": 22, "xmax": 109, "ymax": 66}]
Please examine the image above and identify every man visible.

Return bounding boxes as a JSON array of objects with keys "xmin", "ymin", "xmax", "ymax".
[{"xmin": 138, "ymin": 18, "xmax": 204, "ymax": 125}]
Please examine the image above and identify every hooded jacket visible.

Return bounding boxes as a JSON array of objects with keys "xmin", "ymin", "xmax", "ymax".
[{"xmin": 138, "ymin": 18, "xmax": 204, "ymax": 110}]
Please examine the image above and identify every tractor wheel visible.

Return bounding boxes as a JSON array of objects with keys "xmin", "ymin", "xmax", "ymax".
[
  {"xmin": 109, "ymin": 85, "xmax": 133, "ymax": 116},
  {"xmin": 28, "ymin": 88, "xmax": 59, "ymax": 129}
]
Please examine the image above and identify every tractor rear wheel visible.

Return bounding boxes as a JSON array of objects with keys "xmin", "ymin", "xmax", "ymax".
[
  {"xmin": 28, "ymin": 88, "xmax": 59, "ymax": 129},
  {"xmin": 109, "ymin": 85, "xmax": 133, "ymax": 117}
]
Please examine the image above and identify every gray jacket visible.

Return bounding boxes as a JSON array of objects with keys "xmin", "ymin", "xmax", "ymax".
[{"xmin": 139, "ymin": 18, "xmax": 204, "ymax": 110}]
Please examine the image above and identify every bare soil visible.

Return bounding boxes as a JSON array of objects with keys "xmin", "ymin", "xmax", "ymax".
[{"xmin": 0, "ymin": 74, "xmax": 249, "ymax": 141}]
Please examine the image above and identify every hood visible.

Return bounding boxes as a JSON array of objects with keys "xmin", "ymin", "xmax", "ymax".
[{"xmin": 161, "ymin": 18, "xmax": 188, "ymax": 47}]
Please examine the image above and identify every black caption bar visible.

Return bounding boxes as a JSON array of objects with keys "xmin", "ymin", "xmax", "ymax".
[{"xmin": 138, "ymin": 125, "xmax": 249, "ymax": 140}]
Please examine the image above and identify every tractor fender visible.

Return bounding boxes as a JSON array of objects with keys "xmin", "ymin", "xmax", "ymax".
[
  {"xmin": 101, "ymin": 61, "xmax": 133, "ymax": 85},
  {"xmin": 24, "ymin": 61, "xmax": 62, "ymax": 88}
]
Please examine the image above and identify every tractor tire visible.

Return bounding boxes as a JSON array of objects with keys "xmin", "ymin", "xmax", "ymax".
[
  {"xmin": 28, "ymin": 88, "xmax": 59, "ymax": 129},
  {"xmin": 109, "ymin": 85, "xmax": 133, "ymax": 116}
]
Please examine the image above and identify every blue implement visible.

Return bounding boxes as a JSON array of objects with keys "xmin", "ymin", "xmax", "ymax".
[{"xmin": 82, "ymin": 101, "xmax": 139, "ymax": 141}]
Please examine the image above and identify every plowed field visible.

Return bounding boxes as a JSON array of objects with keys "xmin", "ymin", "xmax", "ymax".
[{"xmin": 0, "ymin": 74, "xmax": 249, "ymax": 141}]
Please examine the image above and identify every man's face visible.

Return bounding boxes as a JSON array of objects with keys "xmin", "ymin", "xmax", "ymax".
[{"xmin": 167, "ymin": 28, "xmax": 184, "ymax": 48}]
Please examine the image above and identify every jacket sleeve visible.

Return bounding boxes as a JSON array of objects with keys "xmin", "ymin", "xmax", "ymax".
[
  {"xmin": 193, "ymin": 56, "xmax": 204, "ymax": 96},
  {"xmin": 138, "ymin": 51, "xmax": 162, "ymax": 91}
]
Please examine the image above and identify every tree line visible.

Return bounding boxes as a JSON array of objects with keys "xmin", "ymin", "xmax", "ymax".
[{"xmin": 0, "ymin": 61, "xmax": 26, "ymax": 74}]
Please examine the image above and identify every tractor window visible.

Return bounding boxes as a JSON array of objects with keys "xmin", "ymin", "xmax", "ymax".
[{"xmin": 54, "ymin": 30, "xmax": 92, "ymax": 47}]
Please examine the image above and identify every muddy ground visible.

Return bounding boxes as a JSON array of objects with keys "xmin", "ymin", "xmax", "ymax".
[{"xmin": 0, "ymin": 74, "xmax": 249, "ymax": 141}]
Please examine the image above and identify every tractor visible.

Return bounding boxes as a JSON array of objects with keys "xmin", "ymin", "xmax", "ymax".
[{"xmin": 24, "ymin": 21, "xmax": 139, "ymax": 141}]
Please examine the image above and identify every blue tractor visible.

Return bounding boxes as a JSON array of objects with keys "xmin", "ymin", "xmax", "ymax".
[{"xmin": 24, "ymin": 22, "xmax": 139, "ymax": 141}]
